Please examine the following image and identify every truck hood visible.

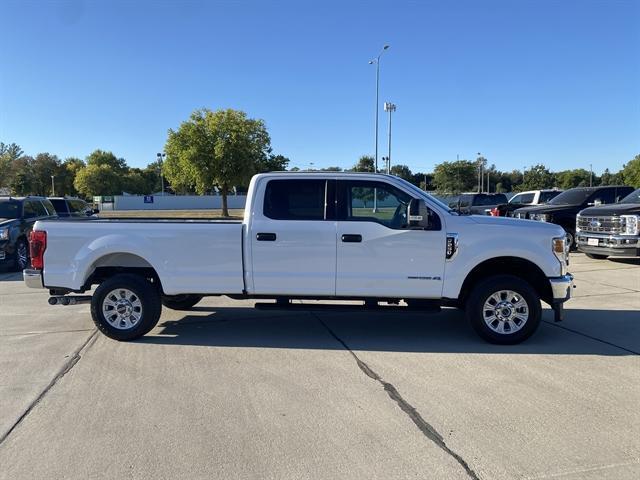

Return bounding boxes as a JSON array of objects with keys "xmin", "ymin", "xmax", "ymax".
[
  {"xmin": 579, "ymin": 203, "xmax": 640, "ymax": 216},
  {"xmin": 468, "ymin": 214, "xmax": 565, "ymax": 235},
  {"xmin": 0, "ymin": 218, "xmax": 17, "ymax": 227},
  {"xmin": 514, "ymin": 204, "xmax": 580, "ymax": 215}
]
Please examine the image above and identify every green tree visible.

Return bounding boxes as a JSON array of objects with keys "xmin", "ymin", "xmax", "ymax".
[
  {"xmin": 599, "ymin": 168, "xmax": 624, "ymax": 186},
  {"xmin": 0, "ymin": 142, "xmax": 24, "ymax": 188},
  {"xmin": 390, "ymin": 164, "xmax": 412, "ymax": 181},
  {"xmin": 8, "ymin": 156, "xmax": 35, "ymax": 195},
  {"xmin": 555, "ymin": 168, "xmax": 592, "ymax": 189},
  {"xmin": 164, "ymin": 108, "xmax": 271, "ymax": 216},
  {"xmin": 74, "ymin": 164, "xmax": 122, "ymax": 197},
  {"xmin": 30, "ymin": 153, "xmax": 62, "ymax": 195},
  {"xmin": 86, "ymin": 150, "xmax": 128, "ymax": 172},
  {"xmin": 622, "ymin": 154, "xmax": 640, "ymax": 188},
  {"xmin": 256, "ymin": 154, "xmax": 289, "ymax": 173},
  {"xmin": 56, "ymin": 157, "xmax": 86, "ymax": 196},
  {"xmin": 433, "ymin": 160, "xmax": 477, "ymax": 193},
  {"xmin": 522, "ymin": 164, "xmax": 555, "ymax": 190},
  {"xmin": 352, "ymin": 155, "xmax": 375, "ymax": 172}
]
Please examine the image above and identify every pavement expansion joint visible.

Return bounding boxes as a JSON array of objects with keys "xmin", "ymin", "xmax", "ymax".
[
  {"xmin": 0, "ymin": 329, "xmax": 99, "ymax": 447},
  {"xmin": 312, "ymin": 312, "xmax": 481, "ymax": 480},
  {"xmin": 541, "ymin": 321, "xmax": 640, "ymax": 355}
]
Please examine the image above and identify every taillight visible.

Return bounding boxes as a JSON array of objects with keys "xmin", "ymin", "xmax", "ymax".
[
  {"xmin": 490, "ymin": 208, "xmax": 500, "ymax": 217},
  {"xmin": 29, "ymin": 230, "xmax": 47, "ymax": 270}
]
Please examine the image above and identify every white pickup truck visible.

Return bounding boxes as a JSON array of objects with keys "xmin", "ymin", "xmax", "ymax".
[{"xmin": 24, "ymin": 173, "xmax": 573, "ymax": 344}]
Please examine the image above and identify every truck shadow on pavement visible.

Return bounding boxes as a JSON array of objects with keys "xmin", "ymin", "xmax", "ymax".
[{"xmin": 140, "ymin": 306, "xmax": 640, "ymax": 356}]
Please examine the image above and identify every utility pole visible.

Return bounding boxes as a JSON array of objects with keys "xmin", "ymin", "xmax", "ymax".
[
  {"xmin": 590, "ymin": 164, "xmax": 593, "ymax": 187},
  {"xmin": 383, "ymin": 102, "xmax": 396, "ymax": 174},
  {"xmin": 157, "ymin": 153, "xmax": 166, "ymax": 195},
  {"xmin": 50, "ymin": 175, "xmax": 55, "ymax": 196}
]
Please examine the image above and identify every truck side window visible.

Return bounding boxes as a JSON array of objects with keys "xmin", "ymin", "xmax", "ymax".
[
  {"xmin": 263, "ymin": 179, "xmax": 327, "ymax": 220},
  {"xmin": 339, "ymin": 180, "xmax": 412, "ymax": 229},
  {"xmin": 23, "ymin": 201, "xmax": 37, "ymax": 219},
  {"xmin": 458, "ymin": 195, "xmax": 470, "ymax": 208},
  {"xmin": 591, "ymin": 189, "xmax": 615, "ymax": 205}
]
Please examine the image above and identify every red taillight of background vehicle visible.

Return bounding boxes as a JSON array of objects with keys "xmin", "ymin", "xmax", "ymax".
[
  {"xmin": 490, "ymin": 208, "xmax": 500, "ymax": 216},
  {"xmin": 29, "ymin": 230, "xmax": 47, "ymax": 270}
]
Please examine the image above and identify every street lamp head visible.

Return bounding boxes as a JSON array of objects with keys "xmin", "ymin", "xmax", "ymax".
[
  {"xmin": 368, "ymin": 59, "xmax": 375, "ymax": 65},
  {"xmin": 383, "ymin": 45, "xmax": 390, "ymax": 50}
]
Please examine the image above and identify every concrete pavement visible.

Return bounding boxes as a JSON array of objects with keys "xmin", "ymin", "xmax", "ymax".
[{"xmin": 0, "ymin": 254, "xmax": 638, "ymax": 479}]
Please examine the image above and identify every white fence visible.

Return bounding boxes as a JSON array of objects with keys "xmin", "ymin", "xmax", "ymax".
[{"xmin": 112, "ymin": 195, "xmax": 247, "ymax": 211}]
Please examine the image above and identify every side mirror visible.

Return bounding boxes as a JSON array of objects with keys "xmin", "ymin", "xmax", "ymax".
[
  {"xmin": 408, "ymin": 198, "xmax": 430, "ymax": 229},
  {"xmin": 92, "ymin": 208, "xmax": 100, "ymax": 215}
]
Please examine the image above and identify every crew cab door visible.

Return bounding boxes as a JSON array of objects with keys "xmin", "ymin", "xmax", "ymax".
[
  {"xmin": 249, "ymin": 178, "xmax": 337, "ymax": 296},
  {"xmin": 335, "ymin": 180, "xmax": 446, "ymax": 299}
]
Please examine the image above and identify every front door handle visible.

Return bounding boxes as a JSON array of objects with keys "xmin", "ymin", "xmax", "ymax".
[
  {"xmin": 341, "ymin": 234, "xmax": 362, "ymax": 243},
  {"xmin": 256, "ymin": 232, "xmax": 277, "ymax": 241}
]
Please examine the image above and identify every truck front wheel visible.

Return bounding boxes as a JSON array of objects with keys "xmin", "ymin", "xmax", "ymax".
[
  {"xmin": 91, "ymin": 274, "xmax": 162, "ymax": 341},
  {"xmin": 466, "ymin": 275, "xmax": 541, "ymax": 344}
]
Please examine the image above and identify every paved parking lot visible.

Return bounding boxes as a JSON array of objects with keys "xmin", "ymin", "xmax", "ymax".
[{"xmin": 0, "ymin": 253, "xmax": 638, "ymax": 479}]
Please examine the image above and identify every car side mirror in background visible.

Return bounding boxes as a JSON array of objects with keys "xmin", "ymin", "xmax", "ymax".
[
  {"xmin": 407, "ymin": 198, "xmax": 430, "ymax": 230},
  {"xmin": 92, "ymin": 208, "xmax": 100, "ymax": 215}
]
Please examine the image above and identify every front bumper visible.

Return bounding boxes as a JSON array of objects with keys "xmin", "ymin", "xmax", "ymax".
[
  {"xmin": 576, "ymin": 232, "xmax": 639, "ymax": 257},
  {"xmin": 549, "ymin": 274, "xmax": 573, "ymax": 303},
  {"xmin": 23, "ymin": 268, "xmax": 44, "ymax": 289}
]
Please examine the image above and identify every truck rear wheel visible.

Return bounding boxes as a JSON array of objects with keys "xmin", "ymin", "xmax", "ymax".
[
  {"xmin": 466, "ymin": 275, "xmax": 541, "ymax": 344},
  {"xmin": 161, "ymin": 294, "xmax": 203, "ymax": 310},
  {"xmin": 91, "ymin": 274, "xmax": 162, "ymax": 341}
]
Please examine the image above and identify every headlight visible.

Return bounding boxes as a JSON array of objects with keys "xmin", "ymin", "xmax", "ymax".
[
  {"xmin": 532, "ymin": 213, "xmax": 550, "ymax": 222},
  {"xmin": 621, "ymin": 215, "xmax": 639, "ymax": 236},
  {"xmin": 553, "ymin": 236, "xmax": 568, "ymax": 274},
  {"xmin": 0, "ymin": 227, "xmax": 9, "ymax": 240}
]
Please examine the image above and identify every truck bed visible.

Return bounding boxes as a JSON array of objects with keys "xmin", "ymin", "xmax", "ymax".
[{"xmin": 35, "ymin": 218, "xmax": 245, "ymax": 295}]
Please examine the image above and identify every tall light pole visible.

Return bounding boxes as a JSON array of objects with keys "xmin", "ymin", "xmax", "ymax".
[
  {"xmin": 50, "ymin": 175, "xmax": 55, "ymax": 196},
  {"xmin": 590, "ymin": 163, "xmax": 593, "ymax": 187},
  {"xmin": 384, "ymin": 102, "xmax": 396, "ymax": 174},
  {"xmin": 369, "ymin": 45, "xmax": 390, "ymax": 173},
  {"xmin": 477, "ymin": 153, "xmax": 483, "ymax": 193},
  {"xmin": 157, "ymin": 153, "xmax": 166, "ymax": 195}
]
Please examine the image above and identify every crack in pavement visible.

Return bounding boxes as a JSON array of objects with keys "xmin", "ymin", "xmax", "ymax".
[
  {"xmin": 542, "ymin": 321, "xmax": 640, "ymax": 355},
  {"xmin": 0, "ymin": 329, "xmax": 99, "ymax": 447},
  {"xmin": 313, "ymin": 313, "xmax": 481, "ymax": 480}
]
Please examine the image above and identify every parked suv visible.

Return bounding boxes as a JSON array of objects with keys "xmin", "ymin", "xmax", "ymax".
[
  {"xmin": 0, "ymin": 196, "xmax": 57, "ymax": 270},
  {"xmin": 490, "ymin": 189, "xmax": 562, "ymax": 217},
  {"xmin": 448, "ymin": 193, "xmax": 508, "ymax": 215},
  {"xmin": 48, "ymin": 197, "xmax": 98, "ymax": 218},
  {"xmin": 576, "ymin": 188, "xmax": 640, "ymax": 259},
  {"xmin": 514, "ymin": 185, "xmax": 634, "ymax": 249}
]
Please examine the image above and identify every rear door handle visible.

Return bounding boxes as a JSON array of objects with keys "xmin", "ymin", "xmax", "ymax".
[
  {"xmin": 256, "ymin": 232, "xmax": 277, "ymax": 241},
  {"xmin": 341, "ymin": 234, "xmax": 362, "ymax": 243}
]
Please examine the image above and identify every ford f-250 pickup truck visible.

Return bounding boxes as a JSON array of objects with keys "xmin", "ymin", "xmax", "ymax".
[{"xmin": 24, "ymin": 173, "xmax": 573, "ymax": 344}]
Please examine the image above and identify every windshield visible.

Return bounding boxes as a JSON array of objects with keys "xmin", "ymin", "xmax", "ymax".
[
  {"xmin": 620, "ymin": 188, "xmax": 640, "ymax": 204},
  {"xmin": 393, "ymin": 177, "xmax": 457, "ymax": 214},
  {"xmin": 548, "ymin": 189, "xmax": 592, "ymax": 205},
  {"xmin": 0, "ymin": 202, "xmax": 20, "ymax": 219}
]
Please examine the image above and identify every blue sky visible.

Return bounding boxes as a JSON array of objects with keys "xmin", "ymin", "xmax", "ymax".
[{"xmin": 1, "ymin": 0, "xmax": 639, "ymax": 174}]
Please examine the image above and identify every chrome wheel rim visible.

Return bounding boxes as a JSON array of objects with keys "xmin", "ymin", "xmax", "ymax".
[
  {"xmin": 483, "ymin": 290, "xmax": 529, "ymax": 335},
  {"xmin": 102, "ymin": 288, "xmax": 143, "ymax": 330},
  {"xmin": 17, "ymin": 242, "xmax": 28, "ymax": 269}
]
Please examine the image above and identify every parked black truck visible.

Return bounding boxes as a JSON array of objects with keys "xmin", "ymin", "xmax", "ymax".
[
  {"xmin": 0, "ymin": 196, "xmax": 57, "ymax": 271},
  {"xmin": 513, "ymin": 185, "xmax": 634, "ymax": 249},
  {"xmin": 448, "ymin": 192, "xmax": 509, "ymax": 215},
  {"xmin": 576, "ymin": 188, "xmax": 640, "ymax": 259}
]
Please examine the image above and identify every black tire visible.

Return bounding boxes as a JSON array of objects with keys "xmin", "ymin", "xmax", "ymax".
[
  {"xmin": 465, "ymin": 275, "xmax": 542, "ymax": 345},
  {"xmin": 13, "ymin": 238, "xmax": 29, "ymax": 272},
  {"xmin": 91, "ymin": 274, "xmax": 162, "ymax": 341},
  {"xmin": 161, "ymin": 294, "xmax": 203, "ymax": 310},
  {"xmin": 585, "ymin": 253, "xmax": 609, "ymax": 260}
]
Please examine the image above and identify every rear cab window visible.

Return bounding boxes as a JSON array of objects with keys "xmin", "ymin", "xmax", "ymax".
[
  {"xmin": 49, "ymin": 199, "xmax": 69, "ymax": 214},
  {"xmin": 263, "ymin": 179, "xmax": 327, "ymax": 220}
]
